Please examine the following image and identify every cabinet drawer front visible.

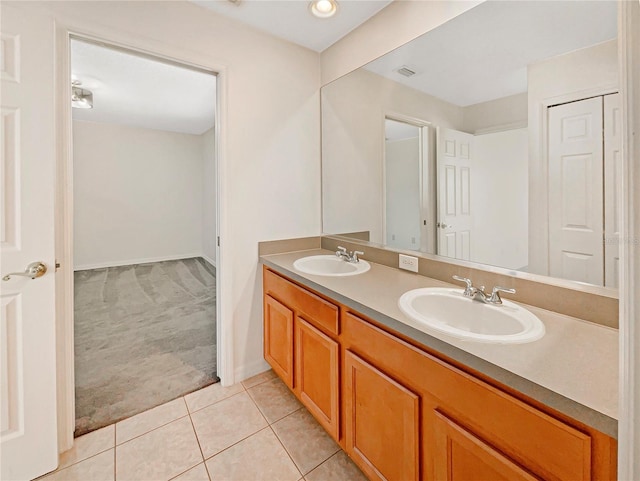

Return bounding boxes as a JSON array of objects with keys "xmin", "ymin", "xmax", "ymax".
[
  {"xmin": 264, "ymin": 268, "xmax": 339, "ymax": 335},
  {"xmin": 433, "ymin": 411, "xmax": 541, "ymax": 481},
  {"xmin": 345, "ymin": 350, "xmax": 420, "ymax": 481},
  {"xmin": 343, "ymin": 312, "xmax": 592, "ymax": 481},
  {"xmin": 264, "ymin": 295, "xmax": 294, "ymax": 388},
  {"xmin": 295, "ymin": 317, "xmax": 339, "ymax": 440}
]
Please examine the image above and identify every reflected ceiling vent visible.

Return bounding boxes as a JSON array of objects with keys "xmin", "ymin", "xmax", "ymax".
[
  {"xmin": 396, "ymin": 66, "xmax": 416, "ymax": 77},
  {"xmin": 227, "ymin": 0, "xmax": 241, "ymax": 4}
]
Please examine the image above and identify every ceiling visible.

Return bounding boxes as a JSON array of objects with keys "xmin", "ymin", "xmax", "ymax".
[
  {"xmin": 191, "ymin": 0, "xmax": 393, "ymax": 52},
  {"xmin": 365, "ymin": 1, "xmax": 617, "ymax": 107},
  {"xmin": 71, "ymin": 39, "xmax": 216, "ymax": 135}
]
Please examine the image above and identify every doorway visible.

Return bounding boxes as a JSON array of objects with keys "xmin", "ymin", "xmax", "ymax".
[{"xmin": 70, "ymin": 37, "xmax": 219, "ymax": 435}]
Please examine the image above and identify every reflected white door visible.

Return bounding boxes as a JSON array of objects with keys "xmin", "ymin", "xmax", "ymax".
[
  {"xmin": 604, "ymin": 93, "xmax": 621, "ymax": 288},
  {"xmin": 548, "ymin": 97, "xmax": 604, "ymax": 285},
  {"xmin": 436, "ymin": 127, "xmax": 473, "ymax": 260},
  {"xmin": 1, "ymin": 5, "xmax": 58, "ymax": 480}
]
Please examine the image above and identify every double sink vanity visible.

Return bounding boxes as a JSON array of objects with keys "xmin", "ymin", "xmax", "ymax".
[{"xmin": 259, "ymin": 238, "xmax": 618, "ymax": 481}]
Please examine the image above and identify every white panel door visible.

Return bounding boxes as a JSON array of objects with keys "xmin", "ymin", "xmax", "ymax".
[
  {"xmin": 0, "ymin": 5, "xmax": 58, "ymax": 480},
  {"xmin": 604, "ymin": 93, "xmax": 621, "ymax": 288},
  {"xmin": 548, "ymin": 97, "xmax": 604, "ymax": 285},
  {"xmin": 436, "ymin": 127, "xmax": 473, "ymax": 260}
]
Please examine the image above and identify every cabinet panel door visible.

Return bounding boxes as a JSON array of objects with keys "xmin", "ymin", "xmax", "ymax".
[
  {"xmin": 433, "ymin": 411, "xmax": 540, "ymax": 481},
  {"xmin": 264, "ymin": 295, "xmax": 294, "ymax": 388},
  {"xmin": 344, "ymin": 350, "xmax": 420, "ymax": 481},
  {"xmin": 295, "ymin": 317, "xmax": 339, "ymax": 440}
]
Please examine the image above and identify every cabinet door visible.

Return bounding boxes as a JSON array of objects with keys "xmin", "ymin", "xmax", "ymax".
[
  {"xmin": 433, "ymin": 411, "xmax": 540, "ymax": 481},
  {"xmin": 264, "ymin": 295, "xmax": 294, "ymax": 387},
  {"xmin": 295, "ymin": 317, "xmax": 339, "ymax": 440},
  {"xmin": 344, "ymin": 350, "xmax": 420, "ymax": 481}
]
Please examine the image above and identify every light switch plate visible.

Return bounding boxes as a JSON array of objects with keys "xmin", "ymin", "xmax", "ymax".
[{"xmin": 399, "ymin": 254, "xmax": 419, "ymax": 273}]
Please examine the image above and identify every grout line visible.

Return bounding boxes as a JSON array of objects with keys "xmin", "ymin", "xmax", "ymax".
[
  {"xmin": 202, "ymin": 426, "xmax": 272, "ymax": 462},
  {"xmin": 115, "ymin": 413, "xmax": 190, "ymax": 446},
  {"xmin": 186, "ymin": 386, "xmax": 246, "ymax": 415},
  {"xmin": 202, "ymin": 459, "xmax": 213, "ymax": 481},
  {"xmin": 269, "ymin": 424, "xmax": 306, "ymax": 476},
  {"xmin": 270, "ymin": 408, "xmax": 339, "ymax": 476},
  {"xmin": 186, "ymin": 408, "xmax": 206, "ymax": 463}
]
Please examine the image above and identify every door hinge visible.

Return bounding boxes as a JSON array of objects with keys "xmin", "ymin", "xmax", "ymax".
[{"xmin": 217, "ymin": 236, "xmax": 220, "ymax": 247}]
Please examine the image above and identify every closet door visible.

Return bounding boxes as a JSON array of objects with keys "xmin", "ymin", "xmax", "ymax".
[{"xmin": 548, "ymin": 97, "xmax": 604, "ymax": 285}]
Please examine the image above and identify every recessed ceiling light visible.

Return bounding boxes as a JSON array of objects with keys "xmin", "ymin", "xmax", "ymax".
[{"xmin": 309, "ymin": 0, "xmax": 338, "ymax": 19}]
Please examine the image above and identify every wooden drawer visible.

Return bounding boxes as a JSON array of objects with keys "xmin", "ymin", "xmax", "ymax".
[
  {"xmin": 263, "ymin": 267, "xmax": 339, "ymax": 336},
  {"xmin": 343, "ymin": 311, "xmax": 594, "ymax": 481}
]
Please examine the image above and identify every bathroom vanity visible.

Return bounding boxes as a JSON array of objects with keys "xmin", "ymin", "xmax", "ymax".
[{"xmin": 260, "ymin": 249, "xmax": 617, "ymax": 481}]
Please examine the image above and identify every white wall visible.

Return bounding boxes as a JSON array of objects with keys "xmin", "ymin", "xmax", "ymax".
[
  {"xmin": 202, "ymin": 126, "xmax": 217, "ymax": 266},
  {"xmin": 528, "ymin": 40, "xmax": 618, "ymax": 275},
  {"xmin": 322, "ymin": 68, "xmax": 463, "ymax": 243},
  {"xmin": 462, "ymin": 92, "xmax": 528, "ymax": 134},
  {"xmin": 26, "ymin": 0, "xmax": 321, "ymax": 381},
  {"xmin": 73, "ymin": 120, "xmax": 206, "ymax": 269},
  {"xmin": 471, "ymin": 128, "xmax": 528, "ymax": 270},
  {"xmin": 385, "ymin": 137, "xmax": 421, "ymax": 251}
]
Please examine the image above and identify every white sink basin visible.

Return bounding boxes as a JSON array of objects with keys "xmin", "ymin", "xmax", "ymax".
[
  {"xmin": 398, "ymin": 288, "xmax": 545, "ymax": 344},
  {"xmin": 293, "ymin": 255, "xmax": 371, "ymax": 277}
]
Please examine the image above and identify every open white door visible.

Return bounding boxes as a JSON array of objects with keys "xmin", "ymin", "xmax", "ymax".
[
  {"xmin": 548, "ymin": 97, "xmax": 604, "ymax": 285},
  {"xmin": 604, "ymin": 93, "xmax": 621, "ymax": 288},
  {"xmin": 1, "ymin": 5, "xmax": 58, "ymax": 480},
  {"xmin": 436, "ymin": 127, "xmax": 473, "ymax": 260}
]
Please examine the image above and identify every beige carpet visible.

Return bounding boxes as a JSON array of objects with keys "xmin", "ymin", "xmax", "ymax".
[{"xmin": 74, "ymin": 257, "xmax": 217, "ymax": 436}]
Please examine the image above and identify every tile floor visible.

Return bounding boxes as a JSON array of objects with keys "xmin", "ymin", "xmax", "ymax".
[{"xmin": 39, "ymin": 370, "xmax": 368, "ymax": 481}]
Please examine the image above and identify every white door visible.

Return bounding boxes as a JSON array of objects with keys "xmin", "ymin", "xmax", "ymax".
[
  {"xmin": 1, "ymin": 5, "xmax": 59, "ymax": 480},
  {"xmin": 436, "ymin": 127, "xmax": 473, "ymax": 260},
  {"xmin": 548, "ymin": 97, "xmax": 604, "ymax": 285},
  {"xmin": 604, "ymin": 93, "xmax": 621, "ymax": 288}
]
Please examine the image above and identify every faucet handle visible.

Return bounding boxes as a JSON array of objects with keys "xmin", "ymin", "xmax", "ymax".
[
  {"xmin": 352, "ymin": 251, "xmax": 364, "ymax": 262},
  {"xmin": 336, "ymin": 246, "xmax": 347, "ymax": 257},
  {"xmin": 489, "ymin": 286, "xmax": 516, "ymax": 304},
  {"xmin": 452, "ymin": 275, "xmax": 472, "ymax": 288},
  {"xmin": 452, "ymin": 275, "xmax": 476, "ymax": 296}
]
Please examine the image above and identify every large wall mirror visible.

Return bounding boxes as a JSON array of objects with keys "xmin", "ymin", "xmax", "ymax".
[{"xmin": 321, "ymin": 0, "xmax": 619, "ymax": 291}]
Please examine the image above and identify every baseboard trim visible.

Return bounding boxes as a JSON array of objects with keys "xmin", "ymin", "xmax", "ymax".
[
  {"xmin": 74, "ymin": 253, "xmax": 204, "ymax": 271},
  {"xmin": 233, "ymin": 359, "xmax": 270, "ymax": 384},
  {"xmin": 201, "ymin": 254, "xmax": 216, "ymax": 268}
]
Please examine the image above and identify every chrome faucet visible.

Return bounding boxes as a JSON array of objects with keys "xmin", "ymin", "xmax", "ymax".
[
  {"xmin": 336, "ymin": 246, "xmax": 364, "ymax": 263},
  {"xmin": 452, "ymin": 275, "xmax": 516, "ymax": 305}
]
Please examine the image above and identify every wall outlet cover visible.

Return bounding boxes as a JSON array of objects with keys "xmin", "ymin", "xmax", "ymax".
[{"xmin": 399, "ymin": 254, "xmax": 419, "ymax": 273}]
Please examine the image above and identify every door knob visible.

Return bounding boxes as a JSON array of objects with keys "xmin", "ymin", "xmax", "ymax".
[
  {"xmin": 2, "ymin": 262, "xmax": 47, "ymax": 281},
  {"xmin": 437, "ymin": 222, "xmax": 449, "ymax": 229}
]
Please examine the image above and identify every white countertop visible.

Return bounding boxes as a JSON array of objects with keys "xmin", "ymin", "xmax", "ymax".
[{"xmin": 261, "ymin": 249, "xmax": 618, "ymax": 437}]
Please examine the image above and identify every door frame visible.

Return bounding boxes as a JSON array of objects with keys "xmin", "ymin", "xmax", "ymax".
[
  {"xmin": 618, "ymin": 0, "xmax": 640, "ymax": 478},
  {"xmin": 54, "ymin": 23, "xmax": 232, "ymax": 452},
  {"xmin": 381, "ymin": 112, "xmax": 434, "ymax": 253}
]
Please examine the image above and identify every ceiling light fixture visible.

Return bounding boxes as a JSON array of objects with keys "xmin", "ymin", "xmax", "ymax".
[
  {"xmin": 71, "ymin": 80, "xmax": 93, "ymax": 109},
  {"xmin": 309, "ymin": 0, "xmax": 338, "ymax": 19}
]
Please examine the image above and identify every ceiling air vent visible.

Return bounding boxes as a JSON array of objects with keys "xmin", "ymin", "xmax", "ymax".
[{"xmin": 396, "ymin": 66, "xmax": 416, "ymax": 77}]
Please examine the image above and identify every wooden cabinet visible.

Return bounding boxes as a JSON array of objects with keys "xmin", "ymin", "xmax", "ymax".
[
  {"xmin": 295, "ymin": 317, "xmax": 339, "ymax": 439},
  {"xmin": 263, "ymin": 267, "xmax": 340, "ymax": 440},
  {"xmin": 433, "ymin": 411, "xmax": 540, "ymax": 481},
  {"xmin": 344, "ymin": 350, "xmax": 420, "ymax": 481},
  {"xmin": 262, "ymin": 266, "xmax": 617, "ymax": 481},
  {"xmin": 263, "ymin": 295, "xmax": 293, "ymax": 387}
]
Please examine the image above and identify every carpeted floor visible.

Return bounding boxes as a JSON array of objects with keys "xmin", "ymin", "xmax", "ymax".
[{"xmin": 74, "ymin": 257, "xmax": 217, "ymax": 436}]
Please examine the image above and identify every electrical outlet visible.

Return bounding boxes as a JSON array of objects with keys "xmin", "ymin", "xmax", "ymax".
[{"xmin": 399, "ymin": 254, "xmax": 419, "ymax": 273}]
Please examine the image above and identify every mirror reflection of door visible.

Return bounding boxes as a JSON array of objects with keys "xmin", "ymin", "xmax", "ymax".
[
  {"xmin": 436, "ymin": 128, "xmax": 474, "ymax": 261},
  {"xmin": 547, "ymin": 92, "xmax": 621, "ymax": 288},
  {"xmin": 384, "ymin": 119, "xmax": 432, "ymax": 253}
]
